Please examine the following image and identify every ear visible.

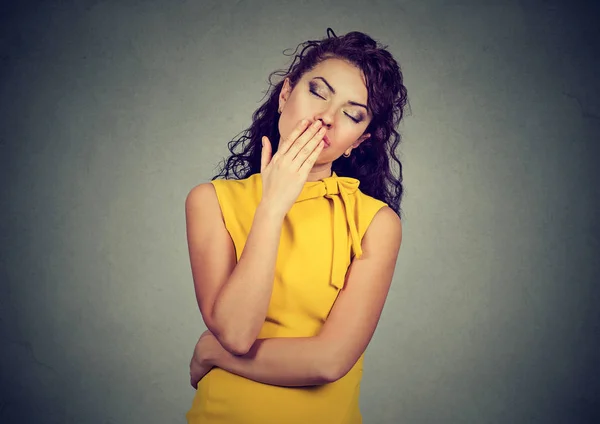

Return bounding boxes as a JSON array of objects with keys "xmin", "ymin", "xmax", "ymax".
[
  {"xmin": 344, "ymin": 133, "xmax": 371, "ymax": 156},
  {"xmin": 355, "ymin": 132, "xmax": 371, "ymax": 147},
  {"xmin": 279, "ymin": 77, "xmax": 292, "ymax": 112}
]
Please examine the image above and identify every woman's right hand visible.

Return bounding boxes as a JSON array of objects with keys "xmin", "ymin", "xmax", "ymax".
[{"xmin": 259, "ymin": 119, "xmax": 327, "ymax": 218}]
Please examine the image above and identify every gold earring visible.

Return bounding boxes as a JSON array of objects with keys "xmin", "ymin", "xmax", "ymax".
[{"xmin": 343, "ymin": 152, "xmax": 351, "ymax": 158}]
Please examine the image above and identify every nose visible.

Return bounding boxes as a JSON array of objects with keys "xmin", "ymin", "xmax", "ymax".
[{"xmin": 314, "ymin": 110, "xmax": 334, "ymax": 128}]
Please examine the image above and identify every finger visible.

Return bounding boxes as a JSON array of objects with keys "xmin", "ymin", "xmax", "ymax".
[
  {"xmin": 292, "ymin": 126, "xmax": 326, "ymax": 164},
  {"xmin": 277, "ymin": 119, "xmax": 311, "ymax": 155},
  {"xmin": 260, "ymin": 136, "xmax": 272, "ymax": 173},
  {"xmin": 287, "ymin": 121, "xmax": 324, "ymax": 160},
  {"xmin": 299, "ymin": 140, "xmax": 325, "ymax": 173}
]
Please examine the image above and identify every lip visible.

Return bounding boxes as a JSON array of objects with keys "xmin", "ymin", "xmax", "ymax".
[{"xmin": 323, "ymin": 135, "xmax": 330, "ymax": 147}]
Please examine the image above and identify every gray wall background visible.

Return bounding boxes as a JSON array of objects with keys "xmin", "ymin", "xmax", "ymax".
[{"xmin": 1, "ymin": 0, "xmax": 598, "ymax": 422}]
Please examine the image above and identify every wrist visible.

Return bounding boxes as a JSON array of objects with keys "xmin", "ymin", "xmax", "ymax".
[
  {"xmin": 256, "ymin": 201, "xmax": 286, "ymax": 222},
  {"xmin": 205, "ymin": 334, "xmax": 229, "ymax": 367}
]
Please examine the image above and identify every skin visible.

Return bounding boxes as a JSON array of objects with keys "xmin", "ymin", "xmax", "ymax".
[
  {"xmin": 277, "ymin": 57, "xmax": 373, "ymax": 182},
  {"xmin": 188, "ymin": 57, "xmax": 402, "ymax": 388},
  {"xmin": 190, "ymin": 204, "xmax": 402, "ymax": 388}
]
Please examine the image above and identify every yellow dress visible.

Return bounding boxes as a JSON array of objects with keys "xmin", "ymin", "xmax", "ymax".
[{"xmin": 187, "ymin": 171, "xmax": 387, "ymax": 424}]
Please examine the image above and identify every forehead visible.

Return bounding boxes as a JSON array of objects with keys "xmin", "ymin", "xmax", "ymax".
[{"xmin": 303, "ymin": 58, "xmax": 368, "ymax": 100}]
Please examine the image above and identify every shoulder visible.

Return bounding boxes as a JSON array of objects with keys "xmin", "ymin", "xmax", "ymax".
[
  {"xmin": 186, "ymin": 175, "xmax": 250, "ymax": 204},
  {"xmin": 351, "ymin": 188, "xmax": 397, "ymax": 237},
  {"xmin": 185, "ymin": 183, "xmax": 223, "ymax": 226},
  {"xmin": 363, "ymin": 206, "xmax": 402, "ymax": 252},
  {"xmin": 204, "ymin": 174, "xmax": 261, "ymax": 196},
  {"xmin": 372, "ymin": 206, "xmax": 402, "ymax": 235},
  {"xmin": 186, "ymin": 182, "xmax": 217, "ymax": 208},
  {"xmin": 186, "ymin": 174, "xmax": 262, "ymax": 216},
  {"xmin": 353, "ymin": 187, "xmax": 388, "ymax": 209}
]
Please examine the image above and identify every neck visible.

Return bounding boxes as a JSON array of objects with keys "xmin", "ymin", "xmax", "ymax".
[{"xmin": 306, "ymin": 163, "xmax": 333, "ymax": 182}]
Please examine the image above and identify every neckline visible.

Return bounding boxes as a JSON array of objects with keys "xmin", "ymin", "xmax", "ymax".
[
  {"xmin": 303, "ymin": 171, "xmax": 338, "ymax": 186},
  {"xmin": 296, "ymin": 171, "xmax": 361, "ymax": 203}
]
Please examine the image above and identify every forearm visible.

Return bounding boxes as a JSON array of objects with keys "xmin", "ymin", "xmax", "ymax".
[
  {"xmin": 212, "ymin": 203, "xmax": 284, "ymax": 354},
  {"xmin": 211, "ymin": 336, "xmax": 334, "ymax": 387}
]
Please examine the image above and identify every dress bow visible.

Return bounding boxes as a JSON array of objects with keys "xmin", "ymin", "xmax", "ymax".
[{"xmin": 295, "ymin": 173, "xmax": 361, "ymax": 289}]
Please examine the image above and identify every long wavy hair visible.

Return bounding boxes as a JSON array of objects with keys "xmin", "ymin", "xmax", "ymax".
[{"xmin": 211, "ymin": 28, "xmax": 409, "ymax": 217}]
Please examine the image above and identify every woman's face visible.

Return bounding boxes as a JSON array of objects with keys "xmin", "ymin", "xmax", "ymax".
[{"xmin": 278, "ymin": 57, "xmax": 372, "ymax": 165}]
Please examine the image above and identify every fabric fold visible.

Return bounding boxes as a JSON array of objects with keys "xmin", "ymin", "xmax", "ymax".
[{"xmin": 295, "ymin": 172, "xmax": 361, "ymax": 289}]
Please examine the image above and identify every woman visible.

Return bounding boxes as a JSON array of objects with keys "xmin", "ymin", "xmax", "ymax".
[{"xmin": 185, "ymin": 28, "xmax": 408, "ymax": 423}]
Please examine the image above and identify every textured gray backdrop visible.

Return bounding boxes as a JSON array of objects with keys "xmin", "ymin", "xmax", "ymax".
[{"xmin": 1, "ymin": 0, "xmax": 598, "ymax": 423}]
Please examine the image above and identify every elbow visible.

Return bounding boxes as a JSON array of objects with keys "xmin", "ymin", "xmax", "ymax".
[
  {"xmin": 320, "ymin": 347, "xmax": 357, "ymax": 383},
  {"xmin": 207, "ymin": 312, "xmax": 254, "ymax": 356},
  {"xmin": 218, "ymin": 334, "xmax": 253, "ymax": 356},
  {"xmin": 321, "ymin": 363, "xmax": 344, "ymax": 383},
  {"xmin": 212, "ymin": 325, "xmax": 254, "ymax": 356},
  {"xmin": 209, "ymin": 307, "xmax": 259, "ymax": 356},
  {"xmin": 320, "ymin": 354, "xmax": 348, "ymax": 384}
]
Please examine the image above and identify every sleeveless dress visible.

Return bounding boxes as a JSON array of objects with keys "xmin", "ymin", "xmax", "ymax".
[{"xmin": 186, "ymin": 171, "xmax": 387, "ymax": 424}]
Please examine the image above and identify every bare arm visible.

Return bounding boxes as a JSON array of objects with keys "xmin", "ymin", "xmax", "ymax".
[
  {"xmin": 193, "ymin": 206, "xmax": 402, "ymax": 386},
  {"xmin": 202, "ymin": 336, "xmax": 331, "ymax": 387},
  {"xmin": 187, "ymin": 120, "xmax": 326, "ymax": 356},
  {"xmin": 186, "ymin": 184, "xmax": 284, "ymax": 355},
  {"xmin": 211, "ymin": 202, "xmax": 284, "ymax": 353}
]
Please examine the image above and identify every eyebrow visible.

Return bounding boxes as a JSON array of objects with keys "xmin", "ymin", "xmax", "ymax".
[{"xmin": 312, "ymin": 77, "xmax": 368, "ymax": 111}]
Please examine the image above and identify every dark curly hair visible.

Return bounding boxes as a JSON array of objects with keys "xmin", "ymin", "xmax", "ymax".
[{"xmin": 211, "ymin": 28, "xmax": 409, "ymax": 217}]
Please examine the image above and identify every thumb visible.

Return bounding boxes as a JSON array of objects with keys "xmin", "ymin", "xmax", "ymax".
[{"xmin": 260, "ymin": 136, "xmax": 272, "ymax": 173}]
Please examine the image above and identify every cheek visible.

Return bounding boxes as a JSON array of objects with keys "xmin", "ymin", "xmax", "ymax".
[
  {"xmin": 331, "ymin": 127, "xmax": 364, "ymax": 148},
  {"xmin": 277, "ymin": 116, "xmax": 296, "ymax": 143},
  {"xmin": 278, "ymin": 99, "xmax": 305, "ymax": 139}
]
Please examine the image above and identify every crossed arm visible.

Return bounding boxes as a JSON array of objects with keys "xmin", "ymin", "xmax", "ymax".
[{"xmin": 191, "ymin": 206, "xmax": 402, "ymax": 387}]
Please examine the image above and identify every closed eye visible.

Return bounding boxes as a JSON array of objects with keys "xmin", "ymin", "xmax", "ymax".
[
  {"xmin": 310, "ymin": 89, "xmax": 325, "ymax": 100},
  {"xmin": 309, "ymin": 89, "xmax": 361, "ymax": 123}
]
